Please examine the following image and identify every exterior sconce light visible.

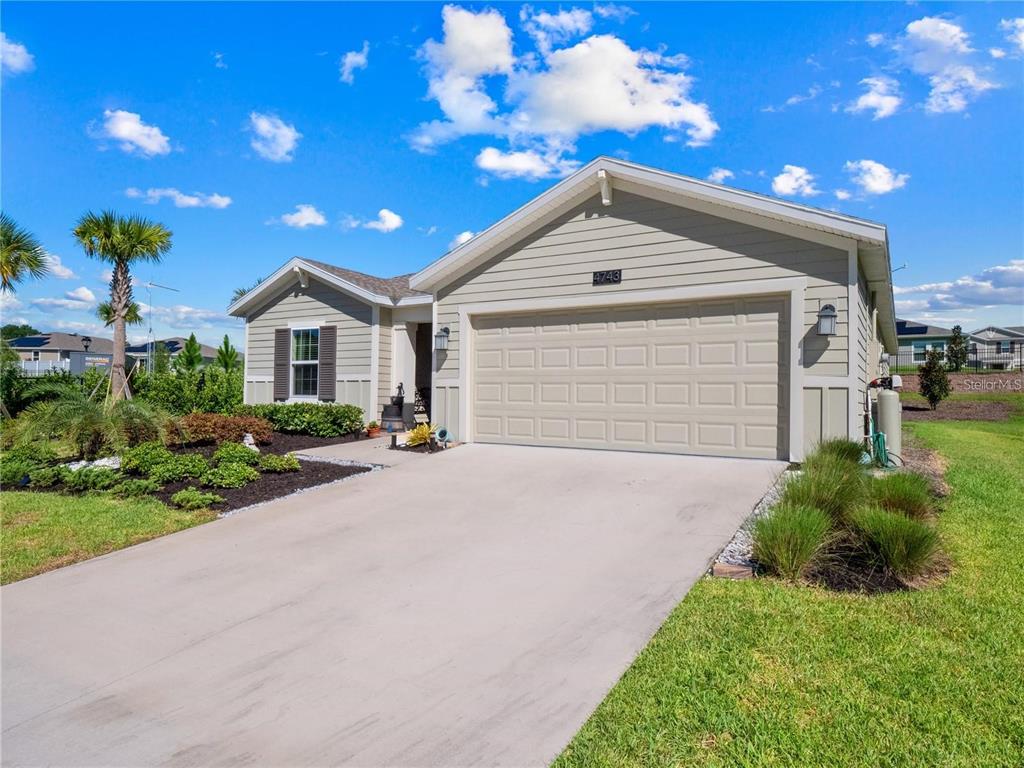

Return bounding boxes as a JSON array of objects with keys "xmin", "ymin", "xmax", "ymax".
[
  {"xmin": 816, "ymin": 304, "xmax": 837, "ymax": 336},
  {"xmin": 434, "ymin": 326, "xmax": 450, "ymax": 352},
  {"xmin": 81, "ymin": 336, "xmax": 92, "ymax": 352}
]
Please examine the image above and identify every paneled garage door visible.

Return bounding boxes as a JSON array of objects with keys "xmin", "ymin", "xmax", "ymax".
[{"xmin": 471, "ymin": 296, "xmax": 788, "ymax": 459}]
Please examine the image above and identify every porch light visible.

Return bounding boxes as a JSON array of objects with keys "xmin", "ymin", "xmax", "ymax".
[
  {"xmin": 434, "ymin": 326, "xmax": 450, "ymax": 352},
  {"xmin": 816, "ymin": 304, "xmax": 837, "ymax": 336},
  {"xmin": 81, "ymin": 336, "xmax": 92, "ymax": 352}
]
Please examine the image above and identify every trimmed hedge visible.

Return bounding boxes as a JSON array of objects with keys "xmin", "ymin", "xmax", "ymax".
[
  {"xmin": 177, "ymin": 413, "xmax": 273, "ymax": 446},
  {"xmin": 236, "ymin": 403, "xmax": 364, "ymax": 437}
]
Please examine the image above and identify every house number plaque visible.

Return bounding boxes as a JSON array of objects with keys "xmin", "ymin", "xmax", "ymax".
[{"xmin": 592, "ymin": 269, "xmax": 622, "ymax": 286}]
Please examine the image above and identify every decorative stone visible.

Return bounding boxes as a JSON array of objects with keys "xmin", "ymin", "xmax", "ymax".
[{"xmin": 242, "ymin": 433, "xmax": 260, "ymax": 452}]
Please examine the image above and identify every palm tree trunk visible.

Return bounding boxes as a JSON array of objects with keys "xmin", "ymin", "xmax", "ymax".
[{"xmin": 110, "ymin": 261, "xmax": 132, "ymax": 400}]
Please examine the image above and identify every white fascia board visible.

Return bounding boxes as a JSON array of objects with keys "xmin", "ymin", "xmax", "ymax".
[
  {"xmin": 411, "ymin": 156, "xmax": 890, "ymax": 293},
  {"xmin": 395, "ymin": 294, "xmax": 433, "ymax": 307}
]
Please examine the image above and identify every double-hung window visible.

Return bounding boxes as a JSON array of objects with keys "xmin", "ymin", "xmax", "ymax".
[{"xmin": 291, "ymin": 328, "xmax": 319, "ymax": 397}]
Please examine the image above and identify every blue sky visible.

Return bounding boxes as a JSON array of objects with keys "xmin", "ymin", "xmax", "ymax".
[{"xmin": 2, "ymin": 1, "xmax": 1022, "ymax": 348}]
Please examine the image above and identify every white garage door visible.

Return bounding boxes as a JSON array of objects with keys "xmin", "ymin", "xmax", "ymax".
[{"xmin": 471, "ymin": 297, "xmax": 788, "ymax": 459}]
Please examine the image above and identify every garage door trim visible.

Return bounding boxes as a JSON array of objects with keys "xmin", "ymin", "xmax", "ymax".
[{"xmin": 455, "ymin": 276, "xmax": 807, "ymax": 461}]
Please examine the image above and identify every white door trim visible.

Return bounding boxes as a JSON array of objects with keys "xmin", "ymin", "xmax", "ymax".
[{"xmin": 456, "ymin": 276, "xmax": 807, "ymax": 461}]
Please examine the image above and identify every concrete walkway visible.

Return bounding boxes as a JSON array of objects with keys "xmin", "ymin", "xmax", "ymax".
[
  {"xmin": 294, "ymin": 434, "xmax": 429, "ymax": 467},
  {"xmin": 2, "ymin": 445, "xmax": 784, "ymax": 767}
]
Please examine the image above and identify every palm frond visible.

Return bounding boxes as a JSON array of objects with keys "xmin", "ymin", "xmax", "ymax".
[{"xmin": 0, "ymin": 212, "xmax": 49, "ymax": 292}]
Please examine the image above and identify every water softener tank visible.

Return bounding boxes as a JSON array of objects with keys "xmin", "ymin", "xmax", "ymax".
[{"xmin": 878, "ymin": 389, "xmax": 902, "ymax": 460}]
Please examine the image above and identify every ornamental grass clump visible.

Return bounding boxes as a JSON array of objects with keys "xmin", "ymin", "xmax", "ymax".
[
  {"xmin": 851, "ymin": 506, "xmax": 940, "ymax": 579},
  {"xmin": 869, "ymin": 472, "xmax": 934, "ymax": 519},
  {"xmin": 782, "ymin": 453, "xmax": 867, "ymax": 524},
  {"xmin": 812, "ymin": 437, "xmax": 865, "ymax": 465},
  {"xmin": 752, "ymin": 503, "xmax": 833, "ymax": 581}
]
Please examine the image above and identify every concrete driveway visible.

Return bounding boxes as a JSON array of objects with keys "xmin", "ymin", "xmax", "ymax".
[{"xmin": 2, "ymin": 444, "xmax": 783, "ymax": 767}]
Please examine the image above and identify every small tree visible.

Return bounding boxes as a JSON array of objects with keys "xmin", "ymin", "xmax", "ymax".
[
  {"xmin": 1, "ymin": 323, "xmax": 40, "ymax": 341},
  {"xmin": 214, "ymin": 334, "xmax": 240, "ymax": 372},
  {"xmin": 946, "ymin": 325, "xmax": 968, "ymax": 372},
  {"xmin": 919, "ymin": 348, "xmax": 951, "ymax": 410},
  {"xmin": 152, "ymin": 341, "xmax": 171, "ymax": 374},
  {"xmin": 174, "ymin": 333, "xmax": 203, "ymax": 373}
]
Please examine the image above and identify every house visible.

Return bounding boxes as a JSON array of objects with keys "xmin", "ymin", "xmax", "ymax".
[
  {"xmin": 968, "ymin": 325, "xmax": 1024, "ymax": 369},
  {"xmin": 125, "ymin": 337, "xmax": 220, "ymax": 366},
  {"xmin": 229, "ymin": 157, "xmax": 898, "ymax": 461},
  {"xmin": 895, "ymin": 318, "xmax": 953, "ymax": 364},
  {"xmin": 6, "ymin": 332, "xmax": 114, "ymax": 375}
]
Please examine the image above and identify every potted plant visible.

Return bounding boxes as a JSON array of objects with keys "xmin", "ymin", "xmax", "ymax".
[{"xmin": 366, "ymin": 421, "xmax": 381, "ymax": 438}]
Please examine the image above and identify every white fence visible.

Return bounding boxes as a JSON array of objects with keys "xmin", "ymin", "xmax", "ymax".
[{"xmin": 18, "ymin": 359, "xmax": 72, "ymax": 376}]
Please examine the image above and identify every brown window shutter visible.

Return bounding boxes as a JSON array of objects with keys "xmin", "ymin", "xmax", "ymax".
[
  {"xmin": 273, "ymin": 328, "xmax": 290, "ymax": 401},
  {"xmin": 318, "ymin": 325, "xmax": 337, "ymax": 401}
]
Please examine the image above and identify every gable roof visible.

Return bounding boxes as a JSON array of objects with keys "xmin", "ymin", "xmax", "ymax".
[
  {"xmin": 409, "ymin": 156, "xmax": 897, "ymax": 350},
  {"xmin": 125, "ymin": 337, "xmax": 219, "ymax": 358},
  {"xmin": 895, "ymin": 318, "xmax": 954, "ymax": 338},
  {"xmin": 227, "ymin": 257, "xmax": 430, "ymax": 317},
  {"xmin": 7, "ymin": 332, "xmax": 114, "ymax": 354},
  {"xmin": 970, "ymin": 325, "xmax": 1024, "ymax": 339}
]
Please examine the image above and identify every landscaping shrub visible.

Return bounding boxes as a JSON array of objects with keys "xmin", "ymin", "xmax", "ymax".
[
  {"xmin": 121, "ymin": 442, "xmax": 174, "ymax": 475},
  {"xmin": 109, "ymin": 478, "xmax": 161, "ymax": 498},
  {"xmin": 752, "ymin": 503, "xmax": 833, "ymax": 581},
  {"xmin": 28, "ymin": 466, "xmax": 72, "ymax": 488},
  {"xmin": 133, "ymin": 367, "xmax": 243, "ymax": 416},
  {"xmin": 918, "ymin": 348, "xmax": 951, "ymax": 410},
  {"xmin": 810, "ymin": 438, "xmax": 865, "ymax": 465},
  {"xmin": 405, "ymin": 423, "xmax": 437, "ymax": 447},
  {"xmin": 148, "ymin": 454, "xmax": 209, "ymax": 484},
  {"xmin": 177, "ymin": 412, "xmax": 273, "ymax": 446},
  {"xmin": 171, "ymin": 487, "xmax": 225, "ymax": 510},
  {"xmin": 212, "ymin": 441, "xmax": 260, "ymax": 466},
  {"xmin": 236, "ymin": 403, "xmax": 363, "ymax": 437},
  {"xmin": 62, "ymin": 467, "xmax": 122, "ymax": 492},
  {"xmin": 258, "ymin": 452, "xmax": 301, "ymax": 473},
  {"xmin": 869, "ymin": 472, "xmax": 934, "ymax": 519},
  {"xmin": 201, "ymin": 461, "xmax": 260, "ymax": 488},
  {"xmin": 783, "ymin": 454, "xmax": 867, "ymax": 523},
  {"xmin": 851, "ymin": 506, "xmax": 940, "ymax": 578},
  {"xmin": 1, "ymin": 455, "xmax": 37, "ymax": 487}
]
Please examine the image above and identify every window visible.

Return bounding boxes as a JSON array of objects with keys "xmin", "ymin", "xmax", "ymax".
[
  {"xmin": 31, "ymin": 351, "xmax": 40, "ymax": 361},
  {"xmin": 912, "ymin": 341, "xmax": 944, "ymax": 363},
  {"xmin": 998, "ymin": 341, "xmax": 1011, "ymax": 354},
  {"xmin": 291, "ymin": 328, "xmax": 319, "ymax": 397}
]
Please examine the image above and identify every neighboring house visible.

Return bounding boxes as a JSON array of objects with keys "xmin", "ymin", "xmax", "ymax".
[
  {"xmin": 969, "ymin": 325, "xmax": 1024, "ymax": 369},
  {"xmin": 125, "ymin": 337, "xmax": 220, "ymax": 366},
  {"xmin": 895, "ymin": 318, "xmax": 953, "ymax": 364},
  {"xmin": 229, "ymin": 156, "xmax": 898, "ymax": 461},
  {"xmin": 7, "ymin": 332, "xmax": 114, "ymax": 375}
]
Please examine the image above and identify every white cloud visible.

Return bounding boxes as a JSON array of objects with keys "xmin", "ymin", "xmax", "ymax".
[
  {"xmin": 771, "ymin": 165, "xmax": 820, "ymax": 197},
  {"xmin": 421, "ymin": 225, "xmax": 439, "ymax": 236},
  {"xmin": 1, "ymin": 293, "xmax": 24, "ymax": 312},
  {"xmin": 1000, "ymin": 18, "xmax": 1024, "ymax": 53},
  {"xmin": 844, "ymin": 159, "xmax": 909, "ymax": 195},
  {"xmin": 275, "ymin": 204, "xmax": 327, "ymax": 228},
  {"xmin": 66, "ymin": 286, "xmax": 96, "ymax": 303},
  {"xmin": 44, "ymin": 253, "xmax": 76, "ymax": 280},
  {"xmin": 340, "ymin": 41, "xmax": 369, "ymax": 84},
  {"xmin": 126, "ymin": 187, "xmax": 232, "ymax": 209},
  {"xmin": 989, "ymin": 48, "xmax": 1006, "ymax": 59},
  {"xmin": 475, "ymin": 146, "xmax": 579, "ymax": 179},
  {"xmin": 363, "ymin": 209, "xmax": 404, "ymax": 232},
  {"xmin": 521, "ymin": 6, "xmax": 593, "ymax": 54},
  {"xmin": 139, "ymin": 302, "xmax": 232, "ymax": 329},
  {"xmin": 846, "ymin": 76, "xmax": 902, "ymax": 119},
  {"xmin": 248, "ymin": 112, "xmax": 301, "ymax": 162},
  {"xmin": 449, "ymin": 230, "xmax": 475, "ymax": 249},
  {"xmin": 901, "ymin": 17, "xmax": 997, "ymax": 114},
  {"xmin": 593, "ymin": 3, "xmax": 635, "ymax": 23},
  {"xmin": 894, "ymin": 260, "xmax": 1024, "ymax": 310},
  {"xmin": 866, "ymin": 33, "xmax": 886, "ymax": 48},
  {"xmin": 834, "ymin": 189, "xmax": 851, "ymax": 200},
  {"xmin": 1, "ymin": 32, "xmax": 35, "ymax": 75},
  {"xmin": 213, "ymin": 52, "xmax": 227, "ymax": 69},
  {"xmin": 706, "ymin": 167, "xmax": 734, "ymax": 184},
  {"xmin": 94, "ymin": 109, "xmax": 171, "ymax": 157}
]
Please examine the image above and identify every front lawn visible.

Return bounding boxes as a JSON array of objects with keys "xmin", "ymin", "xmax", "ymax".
[
  {"xmin": 555, "ymin": 404, "xmax": 1024, "ymax": 766},
  {"xmin": 1, "ymin": 492, "xmax": 215, "ymax": 585}
]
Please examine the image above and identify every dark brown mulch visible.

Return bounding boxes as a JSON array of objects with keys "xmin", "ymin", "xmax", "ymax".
[
  {"xmin": 389, "ymin": 442, "xmax": 450, "ymax": 454},
  {"xmin": 806, "ymin": 557, "xmax": 909, "ymax": 594},
  {"xmin": 902, "ymin": 400, "xmax": 1014, "ymax": 422},
  {"xmin": 153, "ymin": 459, "xmax": 370, "ymax": 514},
  {"xmin": 172, "ymin": 431, "xmax": 369, "ymax": 457}
]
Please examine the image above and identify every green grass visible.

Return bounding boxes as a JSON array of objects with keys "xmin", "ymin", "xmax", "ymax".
[
  {"xmin": 555, "ymin": 408, "xmax": 1024, "ymax": 767},
  {"xmin": 1, "ymin": 492, "xmax": 215, "ymax": 585}
]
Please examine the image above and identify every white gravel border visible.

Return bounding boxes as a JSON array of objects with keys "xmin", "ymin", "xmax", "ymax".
[{"xmin": 714, "ymin": 470, "xmax": 797, "ymax": 567}]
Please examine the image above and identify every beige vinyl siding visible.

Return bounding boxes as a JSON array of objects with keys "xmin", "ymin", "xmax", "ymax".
[
  {"xmin": 437, "ymin": 191, "xmax": 850, "ymax": 381},
  {"xmin": 803, "ymin": 386, "xmax": 850, "ymax": 449},
  {"xmin": 377, "ymin": 307, "xmax": 392, "ymax": 412},
  {"xmin": 856, "ymin": 269, "xmax": 870, "ymax": 392},
  {"xmin": 246, "ymin": 276, "xmax": 373, "ymax": 379}
]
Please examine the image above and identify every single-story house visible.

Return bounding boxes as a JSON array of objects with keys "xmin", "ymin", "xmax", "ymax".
[
  {"xmin": 229, "ymin": 157, "xmax": 897, "ymax": 461},
  {"xmin": 125, "ymin": 337, "xmax": 220, "ymax": 365},
  {"xmin": 7, "ymin": 332, "xmax": 114, "ymax": 375},
  {"xmin": 895, "ymin": 318, "xmax": 953, "ymax": 363},
  {"xmin": 969, "ymin": 325, "xmax": 1023, "ymax": 369}
]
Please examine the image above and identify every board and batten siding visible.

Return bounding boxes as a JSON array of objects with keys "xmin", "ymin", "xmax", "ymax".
[
  {"xmin": 434, "ymin": 190, "xmax": 854, "ymax": 447},
  {"xmin": 244, "ymin": 276, "xmax": 373, "ymax": 413},
  {"xmin": 376, "ymin": 307, "xmax": 392, "ymax": 416}
]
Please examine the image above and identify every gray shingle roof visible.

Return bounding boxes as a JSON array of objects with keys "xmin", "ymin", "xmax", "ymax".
[
  {"xmin": 124, "ymin": 337, "xmax": 219, "ymax": 358},
  {"xmin": 6, "ymin": 332, "xmax": 114, "ymax": 354},
  {"xmin": 895, "ymin": 318, "xmax": 953, "ymax": 338},
  {"xmin": 301, "ymin": 259, "xmax": 429, "ymax": 300}
]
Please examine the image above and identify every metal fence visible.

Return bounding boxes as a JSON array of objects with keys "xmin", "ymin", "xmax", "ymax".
[{"xmin": 892, "ymin": 347, "xmax": 1024, "ymax": 373}]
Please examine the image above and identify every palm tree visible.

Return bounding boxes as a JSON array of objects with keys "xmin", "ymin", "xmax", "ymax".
[
  {"xmin": 0, "ymin": 213, "xmax": 49, "ymax": 292},
  {"xmin": 230, "ymin": 277, "xmax": 263, "ymax": 305},
  {"xmin": 73, "ymin": 211, "xmax": 172, "ymax": 400},
  {"xmin": 97, "ymin": 300, "xmax": 144, "ymax": 327}
]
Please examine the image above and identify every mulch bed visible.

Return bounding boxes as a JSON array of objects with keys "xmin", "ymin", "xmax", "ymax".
[
  {"xmin": 152, "ymin": 458, "xmax": 370, "ymax": 514},
  {"xmin": 173, "ymin": 431, "xmax": 369, "ymax": 457},
  {"xmin": 902, "ymin": 400, "xmax": 1015, "ymax": 422}
]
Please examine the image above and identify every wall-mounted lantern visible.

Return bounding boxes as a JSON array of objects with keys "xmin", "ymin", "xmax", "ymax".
[
  {"xmin": 434, "ymin": 326, "xmax": 450, "ymax": 352},
  {"xmin": 81, "ymin": 336, "xmax": 92, "ymax": 352},
  {"xmin": 816, "ymin": 304, "xmax": 837, "ymax": 336}
]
